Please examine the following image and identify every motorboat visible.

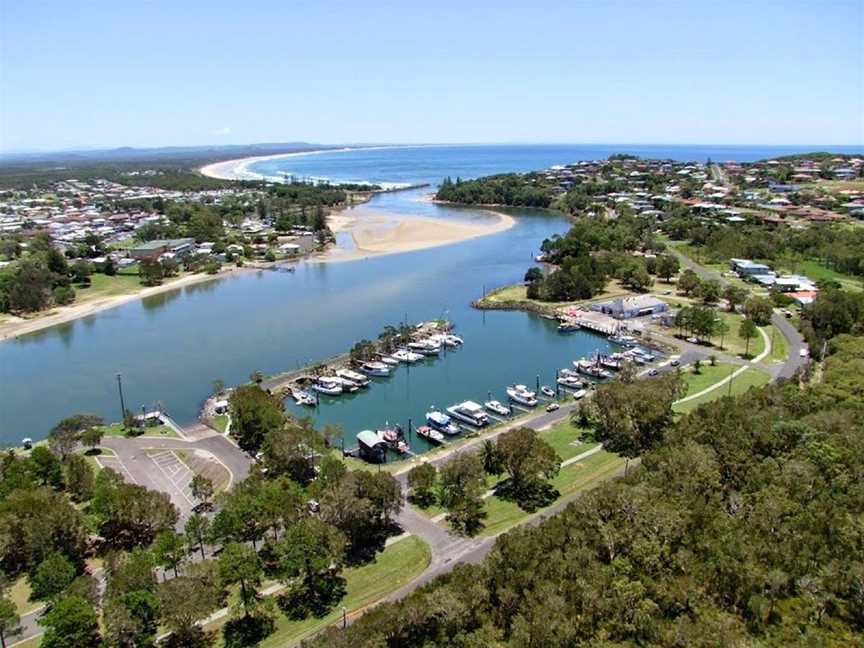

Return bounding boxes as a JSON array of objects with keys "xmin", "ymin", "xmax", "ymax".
[
  {"xmin": 598, "ymin": 356, "xmax": 622, "ymax": 371},
  {"xmin": 336, "ymin": 368, "xmax": 370, "ymax": 387},
  {"xmin": 332, "ymin": 376, "xmax": 360, "ymax": 393},
  {"xmin": 574, "ymin": 359, "xmax": 612, "ymax": 380},
  {"xmin": 408, "ymin": 339, "xmax": 441, "ymax": 355},
  {"xmin": 557, "ymin": 321, "xmax": 580, "ymax": 333},
  {"xmin": 446, "ymin": 401, "xmax": 490, "ymax": 427},
  {"xmin": 312, "ymin": 377, "xmax": 342, "ymax": 396},
  {"xmin": 540, "ymin": 385, "xmax": 556, "ymax": 398},
  {"xmin": 572, "ymin": 389, "xmax": 588, "ymax": 400},
  {"xmin": 379, "ymin": 425, "xmax": 410, "ymax": 454},
  {"xmin": 426, "ymin": 410, "xmax": 461, "ymax": 436},
  {"xmin": 506, "ymin": 384, "xmax": 538, "ymax": 407},
  {"xmin": 557, "ymin": 375, "xmax": 584, "ymax": 389},
  {"xmin": 484, "ymin": 400, "xmax": 511, "ymax": 417},
  {"xmin": 416, "ymin": 425, "xmax": 445, "ymax": 445},
  {"xmin": 430, "ymin": 333, "xmax": 463, "ymax": 347},
  {"xmin": 379, "ymin": 355, "xmax": 399, "ymax": 366},
  {"xmin": 361, "ymin": 361, "xmax": 391, "ymax": 377},
  {"xmin": 291, "ymin": 389, "xmax": 316, "ymax": 406}
]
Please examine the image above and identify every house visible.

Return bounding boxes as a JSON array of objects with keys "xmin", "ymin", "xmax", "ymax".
[
  {"xmin": 590, "ymin": 295, "xmax": 669, "ymax": 319},
  {"xmin": 730, "ymin": 259, "xmax": 772, "ymax": 276},
  {"xmin": 129, "ymin": 238, "xmax": 195, "ymax": 261},
  {"xmin": 788, "ymin": 291, "xmax": 819, "ymax": 307},
  {"xmin": 279, "ymin": 243, "xmax": 301, "ymax": 255},
  {"xmin": 356, "ymin": 430, "xmax": 387, "ymax": 463}
]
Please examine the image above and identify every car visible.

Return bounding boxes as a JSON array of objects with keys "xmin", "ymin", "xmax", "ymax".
[
  {"xmin": 649, "ymin": 368, "xmax": 659, "ymax": 376},
  {"xmin": 799, "ymin": 348, "xmax": 808, "ymax": 358},
  {"xmin": 686, "ymin": 336, "xmax": 699, "ymax": 344},
  {"xmin": 670, "ymin": 359, "xmax": 680, "ymax": 367},
  {"xmin": 663, "ymin": 290, "xmax": 672, "ymax": 295},
  {"xmin": 545, "ymin": 402, "xmax": 560, "ymax": 412}
]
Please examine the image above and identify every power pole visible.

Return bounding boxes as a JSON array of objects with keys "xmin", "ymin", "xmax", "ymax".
[{"xmin": 116, "ymin": 373, "xmax": 127, "ymax": 422}]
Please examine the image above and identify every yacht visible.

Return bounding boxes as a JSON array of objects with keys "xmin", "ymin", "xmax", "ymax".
[
  {"xmin": 447, "ymin": 400, "xmax": 490, "ymax": 427},
  {"xmin": 291, "ymin": 389, "xmax": 316, "ymax": 406},
  {"xmin": 392, "ymin": 348, "xmax": 422, "ymax": 363},
  {"xmin": 332, "ymin": 376, "xmax": 360, "ymax": 393},
  {"xmin": 557, "ymin": 375, "xmax": 584, "ymax": 389},
  {"xmin": 430, "ymin": 333, "xmax": 463, "ymax": 348},
  {"xmin": 379, "ymin": 355, "xmax": 399, "ymax": 366},
  {"xmin": 540, "ymin": 385, "xmax": 556, "ymax": 398},
  {"xmin": 408, "ymin": 339, "xmax": 441, "ymax": 355},
  {"xmin": 425, "ymin": 410, "xmax": 461, "ymax": 436},
  {"xmin": 506, "ymin": 384, "xmax": 538, "ymax": 407},
  {"xmin": 336, "ymin": 368, "xmax": 370, "ymax": 387},
  {"xmin": 361, "ymin": 361, "xmax": 391, "ymax": 377},
  {"xmin": 484, "ymin": 400, "xmax": 511, "ymax": 417},
  {"xmin": 416, "ymin": 425, "xmax": 445, "ymax": 445},
  {"xmin": 312, "ymin": 377, "xmax": 342, "ymax": 396}
]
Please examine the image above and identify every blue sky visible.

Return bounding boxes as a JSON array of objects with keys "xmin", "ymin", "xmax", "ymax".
[{"xmin": 1, "ymin": 0, "xmax": 862, "ymax": 151}]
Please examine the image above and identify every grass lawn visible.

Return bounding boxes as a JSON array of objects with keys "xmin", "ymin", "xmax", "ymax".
[
  {"xmin": 674, "ymin": 367, "xmax": 771, "ymax": 414},
  {"xmin": 481, "ymin": 279, "xmax": 661, "ymax": 313},
  {"xmin": 99, "ymin": 422, "xmax": 178, "ymax": 439},
  {"xmin": 677, "ymin": 362, "xmax": 736, "ymax": 398},
  {"xmin": 9, "ymin": 576, "xmax": 43, "ymax": 617},
  {"xmin": 541, "ymin": 420, "xmax": 595, "ymax": 461},
  {"xmin": 208, "ymin": 535, "xmax": 431, "ymax": 648},
  {"xmin": 73, "ymin": 272, "xmax": 143, "ymax": 303},
  {"xmin": 479, "ymin": 450, "xmax": 625, "ymax": 537},
  {"xmin": 212, "ymin": 414, "xmax": 230, "ymax": 433},
  {"xmin": 777, "ymin": 259, "xmax": 862, "ymax": 292},
  {"xmin": 766, "ymin": 324, "xmax": 789, "ymax": 363},
  {"xmin": 714, "ymin": 311, "xmax": 766, "ymax": 358}
]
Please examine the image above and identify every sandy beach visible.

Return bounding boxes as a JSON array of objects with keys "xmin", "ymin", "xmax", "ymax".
[{"xmin": 318, "ymin": 208, "xmax": 515, "ymax": 263}]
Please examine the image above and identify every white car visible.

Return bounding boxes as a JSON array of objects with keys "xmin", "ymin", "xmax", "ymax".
[
  {"xmin": 545, "ymin": 402, "xmax": 560, "ymax": 412},
  {"xmin": 799, "ymin": 348, "xmax": 808, "ymax": 358}
]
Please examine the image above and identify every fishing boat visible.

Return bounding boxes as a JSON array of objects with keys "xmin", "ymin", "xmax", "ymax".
[
  {"xmin": 609, "ymin": 333, "xmax": 638, "ymax": 347},
  {"xmin": 484, "ymin": 400, "xmax": 511, "ymax": 416},
  {"xmin": 506, "ymin": 384, "xmax": 538, "ymax": 407},
  {"xmin": 572, "ymin": 389, "xmax": 588, "ymax": 400},
  {"xmin": 598, "ymin": 356, "xmax": 622, "ymax": 371},
  {"xmin": 361, "ymin": 361, "xmax": 391, "ymax": 377},
  {"xmin": 573, "ymin": 359, "xmax": 612, "ymax": 380},
  {"xmin": 408, "ymin": 339, "xmax": 441, "ymax": 355},
  {"xmin": 446, "ymin": 401, "xmax": 490, "ymax": 427},
  {"xmin": 425, "ymin": 410, "xmax": 461, "ymax": 436},
  {"xmin": 416, "ymin": 425, "xmax": 445, "ymax": 445},
  {"xmin": 336, "ymin": 368, "xmax": 370, "ymax": 387},
  {"xmin": 540, "ymin": 385, "xmax": 556, "ymax": 398},
  {"xmin": 312, "ymin": 377, "xmax": 342, "ymax": 396}
]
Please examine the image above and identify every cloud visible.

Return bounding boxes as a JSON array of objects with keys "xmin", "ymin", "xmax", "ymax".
[{"xmin": 211, "ymin": 127, "xmax": 232, "ymax": 136}]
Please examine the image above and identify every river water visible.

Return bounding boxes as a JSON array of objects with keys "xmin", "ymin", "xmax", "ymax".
[{"xmin": 3, "ymin": 144, "xmax": 859, "ymax": 445}]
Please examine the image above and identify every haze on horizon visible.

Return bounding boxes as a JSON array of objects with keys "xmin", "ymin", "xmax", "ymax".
[{"xmin": 1, "ymin": 0, "xmax": 862, "ymax": 153}]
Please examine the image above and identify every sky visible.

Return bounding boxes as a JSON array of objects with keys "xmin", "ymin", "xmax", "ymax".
[{"xmin": 1, "ymin": 0, "xmax": 862, "ymax": 152}]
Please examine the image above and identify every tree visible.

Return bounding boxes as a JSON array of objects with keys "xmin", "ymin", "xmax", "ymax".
[
  {"xmin": 212, "ymin": 378, "xmax": 225, "ymax": 395},
  {"xmin": 698, "ymin": 278, "xmax": 722, "ymax": 304},
  {"xmin": 218, "ymin": 543, "xmax": 262, "ymax": 618},
  {"xmin": 481, "ymin": 439, "xmax": 503, "ymax": 476},
  {"xmin": 229, "ymin": 385, "xmax": 284, "ymax": 453},
  {"xmin": 184, "ymin": 514, "xmax": 211, "ymax": 561},
  {"xmin": 189, "ymin": 474, "xmax": 215, "ymax": 509},
  {"xmin": 47, "ymin": 413, "xmax": 103, "ymax": 460},
  {"xmin": 40, "ymin": 596, "xmax": 101, "ymax": 648},
  {"xmin": 30, "ymin": 552, "xmax": 76, "ymax": 602},
  {"xmin": 438, "ymin": 453, "xmax": 486, "ymax": 536},
  {"xmin": 71, "ymin": 259, "xmax": 91, "ymax": 285},
  {"xmin": 261, "ymin": 421, "xmax": 325, "ymax": 485},
  {"xmin": 29, "ymin": 446, "xmax": 63, "ymax": 489},
  {"xmin": 139, "ymin": 259, "xmax": 164, "ymax": 287},
  {"xmin": 157, "ymin": 564, "xmax": 223, "ymax": 647},
  {"xmin": 723, "ymin": 285, "xmax": 748, "ymax": 312},
  {"xmin": 79, "ymin": 426, "xmax": 103, "ymax": 452},
  {"xmin": 744, "ymin": 295, "xmax": 773, "ymax": 326},
  {"xmin": 656, "ymin": 254, "xmax": 680, "ymax": 282},
  {"xmin": 739, "ymin": 317, "xmax": 759, "ymax": 357},
  {"xmin": 496, "ymin": 428, "xmax": 561, "ymax": 490},
  {"xmin": 407, "ymin": 463, "xmax": 437, "ymax": 507},
  {"xmin": 0, "ymin": 597, "xmax": 20, "ymax": 648},
  {"xmin": 524, "ymin": 267, "xmax": 543, "ymax": 284},
  {"xmin": 52, "ymin": 285, "xmax": 75, "ymax": 305},
  {"xmin": 714, "ymin": 318, "xmax": 730, "ymax": 350},
  {"xmin": 153, "ymin": 530, "xmax": 186, "ymax": 578},
  {"xmin": 677, "ymin": 269, "xmax": 700, "ymax": 296}
]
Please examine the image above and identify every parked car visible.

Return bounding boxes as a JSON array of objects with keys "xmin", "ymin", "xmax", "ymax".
[
  {"xmin": 545, "ymin": 402, "xmax": 560, "ymax": 412},
  {"xmin": 799, "ymin": 348, "xmax": 808, "ymax": 358},
  {"xmin": 670, "ymin": 359, "xmax": 680, "ymax": 367},
  {"xmin": 649, "ymin": 368, "xmax": 659, "ymax": 376}
]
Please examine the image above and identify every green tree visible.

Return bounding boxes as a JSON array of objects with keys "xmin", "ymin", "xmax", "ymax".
[
  {"xmin": 739, "ymin": 317, "xmax": 759, "ymax": 357},
  {"xmin": 157, "ymin": 564, "xmax": 223, "ymax": 647},
  {"xmin": 714, "ymin": 318, "xmax": 730, "ymax": 350},
  {"xmin": 47, "ymin": 413, "xmax": 103, "ymax": 460},
  {"xmin": 438, "ymin": 453, "xmax": 487, "ymax": 536},
  {"xmin": 79, "ymin": 426, "xmax": 103, "ymax": 452},
  {"xmin": 723, "ymin": 284, "xmax": 748, "ymax": 312},
  {"xmin": 184, "ymin": 514, "xmax": 211, "ymax": 561},
  {"xmin": 153, "ymin": 530, "xmax": 186, "ymax": 578},
  {"xmin": 407, "ymin": 463, "xmax": 437, "ymax": 507},
  {"xmin": 52, "ymin": 285, "xmax": 75, "ymax": 305},
  {"xmin": 30, "ymin": 552, "xmax": 76, "ymax": 602},
  {"xmin": 496, "ymin": 427, "xmax": 561, "ymax": 491},
  {"xmin": 189, "ymin": 474, "xmax": 215, "ymax": 510},
  {"xmin": 229, "ymin": 385, "xmax": 284, "ymax": 453},
  {"xmin": 40, "ymin": 596, "xmax": 101, "ymax": 648},
  {"xmin": 29, "ymin": 446, "xmax": 63, "ymax": 489},
  {"xmin": 677, "ymin": 269, "xmax": 700, "ymax": 296},
  {"xmin": 744, "ymin": 295, "xmax": 773, "ymax": 326},
  {"xmin": 656, "ymin": 254, "xmax": 680, "ymax": 281},
  {"xmin": 698, "ymin": 278, "xmax": 722, "ymax": 304},
  {"xmin": 0, "ymin": 596, "xmax": 20, "ymax": 648},
  {"xmin": 218, "ymin": 543, "xmax": 262, "ymax": 618}
]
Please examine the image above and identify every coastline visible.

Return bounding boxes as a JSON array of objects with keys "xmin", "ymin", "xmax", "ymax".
[{"xmin": 0, "ymin": 268, "xmax": 255, "ymax": 343}]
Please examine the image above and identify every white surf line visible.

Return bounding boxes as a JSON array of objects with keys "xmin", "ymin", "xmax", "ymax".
[
  {"xmin": 675, "ymin": 325, "xmax": 772, "ymax": 405},
  {"xmin": 429, "ymin": 445, "xmax": 604, "ymax": 523}
]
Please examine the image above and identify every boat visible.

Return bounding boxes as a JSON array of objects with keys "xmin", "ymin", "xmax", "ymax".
[
  {"xmin": 379, "ymin": 355, "xmax": 399, "ymax": 366},
  {"xmin": 557, "ymin": 321, "xmax": 580, "ymax": 333},
  {"xmin": 416, "ymin": 425, "xmax": 445, "ymax": 444},
  {"xmin": 361, "ymin": 361, "xmax": 391, "ymax": 377},
  {"xmin": 609, "ymin": 333, "xmax": 638, "ymax": 347},
  {"xmin": 540, "ymin": 385, "xmax": 556, "ymax": 398},
  {"xmin": 572, "ymin": 389, "xmax": 588, "ymax": 400},
  {"xmin": 506, "ymin": 384, "xmax": 538, "ymax": 407},
  {"xmin": 557, "ymin": 375, "xmax": 584, "ymax": 389},
  {"xmin": 426, "ymin": 410, "xmax": 461, "ymax": 436},
  {"xmin": 378, "ymin": 425, "xmax": 409, "ymax": 454},
  {"xmin": 332, "ymin": 376, "xmax": 360, "ymax": 392},
  {"xmin": 484, "ymin": 400, "xmax": 511, "ymax": 416},
  {"xmin": 598, "ymin": 356, "xmax": 622, "ymax": 371},
  {"xmin": 336, "ymin": 368, "xmax": 370, "ymax": 387},
  {"xmin": 356, "ymin": 430, "xmax": 388, "ymax": 463},
  {"xmin": 446, "ymin": 401, "xmax": 490, "ymax": 427},
  {"xmin": 291, "ymin": 389, "xmax": 316, "ymax": 406},
  {"xmin": 445, "ymin": 334, "xmax": 464, "ymax": 346},
  {"xmin": 408, "ymin": 339, "xmax": 441, "ymax": 355},
  {"xmin": 574, "ymin": 359, "xmax": 613, "ymax": 380},
  {"xmin": 312, "ymin": 377, "xmax": 342, "ymax": 396},
  {"xmin": 21, "ymin": 437, "xmax": 32, "ymax": 450}
]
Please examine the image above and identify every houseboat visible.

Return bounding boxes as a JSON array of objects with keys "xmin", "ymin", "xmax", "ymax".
[
  {"xmin": 336, "ymin": 368, "xmax": 370, "ymax": 387},
  {"xmin": 357, "ymin": 430, "xmax": 388, "ymax": 463},
  {"xmin": 312, "ymin": 377, "xmax": 342, "ymax": 396},
  {"xmin": 447, "ymin": 401, "xmax": 490, "ymax": 427}
]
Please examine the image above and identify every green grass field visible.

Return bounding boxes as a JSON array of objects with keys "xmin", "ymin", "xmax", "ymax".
[
  {"xmin": 678, "ymin": 362, "xmax": 736, "ymax": 398},
  {"xmin": 99, "ymin": 422, "xmax": 177, "ymax": 438},
  {"xmin": 74, "ymin": 272, "xmax": 144, "ymax": 302},
  {"xmin": 208, "ymin": 535, "xmax": 431, "ymax": 648},
  {"xmin": 777, "ymin": 259, "xmax": 862, "ymax": 292},
  {"xmin": 766, "ymin": 324, "xmax": 789, "ymax": 363},
  {"xmin": 674, "ymin": 367, "xmax": 771, "ymax": 414},
  {"xmin": 9, "ymin": 576, "xmax": 43, "ymax": 617},
  {"xmin": 212, "ymin": 414, "xmax": 230, "ymax": 433}
]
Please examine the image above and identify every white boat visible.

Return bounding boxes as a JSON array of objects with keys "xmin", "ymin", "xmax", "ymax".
[
  {"xmin": 408, "ymin": 339, "xmax": 441, "ymax": 355},
  {"xmin": 336, "ymin": 368, "xmax": 370, "ymax": 387},
  {"xmin": 430, "ymin": 333, "xmax": 463, "ymax": 348},
  {"xmin": 447, "ymin": 401, "xmax": 490, "ymax": 427},
  {"xmin": 484, "ymin": 400, "xmax": 511, "ymax": 417},
  {"xmin": 291, "ymin": 389, "xmax": 316, "ymax": 406},
  {"xmin": 541, "ymin": 385, "xmax": 556, "ymax": 398},
  {"xmin": 379, "ymin": 355, "xmax": 399, "ymax": 366},
  {"xmin": 557, "ymin": 375, "xmax": 584, "ymax": 389},
  {"xmin": 506, "ymin": 384, "xmax": 538, "ymax": 407},
  {"xmin": 572, "ymin": 389, "xmax": 588, "ymax": 400},
  {"xmin": 332, "ymin": 376, "xmax": 360, "ymax": 392},
  {"xmin": 312, "ymin": 377, "xmax": 342, "ymax": 396},
  {"xmin": 378, "ymin": 425, "xmax": 409, "ymax": 454},
  {"xmin": 416, "ymin": 425, "xmax": 445, "ymax": 445},
  {"xmin": 361, "ymin": 361, "xmax": 391, "ymax": 377},
  {"xmin": 426, "ymin": 410, "xmax": 461, "ymax": 436}
]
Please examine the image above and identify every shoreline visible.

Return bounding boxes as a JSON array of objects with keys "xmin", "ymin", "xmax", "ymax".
[{"xmin": 0, "ymin": 268, "xmax": 256, "ymax": 343}]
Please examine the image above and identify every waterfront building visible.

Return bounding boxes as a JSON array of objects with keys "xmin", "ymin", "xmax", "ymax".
[{"xmin": 590, "ymin": 295, "xmax": 669, "ymax": 320}]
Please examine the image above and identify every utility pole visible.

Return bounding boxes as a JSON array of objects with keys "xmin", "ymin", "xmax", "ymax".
[{"xmin": 116, "ymin": 373, "xmax": 127, "ymax": 422}]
